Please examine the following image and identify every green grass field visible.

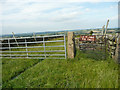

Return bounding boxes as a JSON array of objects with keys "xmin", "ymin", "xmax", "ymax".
[{"xmin": 2, "ymin": 37, "xmax": 118, "ymax": 88}]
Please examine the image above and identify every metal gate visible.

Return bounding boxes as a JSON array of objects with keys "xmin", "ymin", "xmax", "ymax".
[{"xmin": 0, "ymin": 35, "xmax": 67, "ymax": 59}]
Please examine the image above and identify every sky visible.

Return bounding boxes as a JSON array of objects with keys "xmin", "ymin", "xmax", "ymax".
[{"xmin": 0, "ymin": 0, "xmax": 119, "ymax": 35}]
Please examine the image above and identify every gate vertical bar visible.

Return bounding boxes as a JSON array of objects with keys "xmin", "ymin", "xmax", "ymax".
[
  {"xmin": 8, "ymin": 39, "xmax": 11, "ymax": 58},
  {"xmin": 25, "ymin": 39, "xmax": 28, "ymax": 58},
  {"xmin": 43, "ymin": 36, "xmax": 46, "ymax": 58},
  {"xmin": 64, "ymin": 35, "xmax": 67, "ymax": 59}
]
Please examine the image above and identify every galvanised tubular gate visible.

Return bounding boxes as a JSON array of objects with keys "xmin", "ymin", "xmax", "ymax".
[{"xmin": 0, "ymin": 34, "xmax": 67, "ymax": 59}]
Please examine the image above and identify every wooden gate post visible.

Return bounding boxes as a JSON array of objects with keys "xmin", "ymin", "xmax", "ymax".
[
  {"xmin": 67, "ymin": 32, "xmax": 75, "ymax": 59},
  {"xmin": 115, "ymin": 33, "xmax": 120, "ymax": 63}
]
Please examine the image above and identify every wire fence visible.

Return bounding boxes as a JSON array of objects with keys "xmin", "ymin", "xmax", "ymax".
[{"xmin": 0, "ymin": 34, "xmax": 67, "ymax": 59}]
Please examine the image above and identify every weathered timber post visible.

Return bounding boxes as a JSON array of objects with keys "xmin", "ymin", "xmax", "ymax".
[
  {"xmin": 104, "ymin": 19, "xmax": 109, "ymax": 35},
  {"xmin": 101, "ymin": 25, "xmax": 105, "ymax": 35},
  {"xmin": 12, "ymin": 32, "xmax": 19, "ymax": 47},
  {"xmin": 75, "ymin": 38, "xmax": 80, "ymax": 49},
  {"xmin": 67, "ymin": 32, "xmax": 75, "ymax": 59},
  {"xmin": 115, "ymin": 33, "xmax": 120, "ymax": 63},
  {"xmin": 104, "ymin": 20, "xmax": 109, "ymax": 60},
  {"xmin": 33, "ymin": 32, "xmax": 37, "ymax": 41}
]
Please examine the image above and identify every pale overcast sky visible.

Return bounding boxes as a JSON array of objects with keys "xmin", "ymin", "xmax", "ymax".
[{"xmin": 0, "ymin": 0, "xmax": 119, "ymax": 35}]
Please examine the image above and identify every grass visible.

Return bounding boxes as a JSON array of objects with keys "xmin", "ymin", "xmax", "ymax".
[
  {"xmin": 2, "ymin": 50, "xmax": 118, "ymax": 88},
  {"xmin": 2, "ymin": 58, "xmax": 41, "ymax": 84},
  {"xmin": 2, "ymin": 37, "xmax": 118, "ymax": 88}
]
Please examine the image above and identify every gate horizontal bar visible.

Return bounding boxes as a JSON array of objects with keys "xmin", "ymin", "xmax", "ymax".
[
  {"xmin": 0, "ymin": 57, "xmax": 65, "ymax": 59},
  {"xmin": 1, "ymin": 50, "xmax": 65, "ymax": 53},
  {"xmin": 1, "ymin": 40, "xmax": 64, "ymax": 45},
  {"xmin": 1, "ymin": 54, "xmax": 65, "ymax": 56},
  {"xmin": 0, "ymin": 45, "xmax": 64, "ymax": 49}
]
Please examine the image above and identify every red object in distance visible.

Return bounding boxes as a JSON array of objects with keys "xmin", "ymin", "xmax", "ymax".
[{"xmin": 80, "ymin": 35, "xmax": 96, "ymax": 41}]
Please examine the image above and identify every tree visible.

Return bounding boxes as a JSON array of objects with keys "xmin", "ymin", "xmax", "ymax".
[{"xmin": 89, "ymin": 31, "xmax": 93, "ymax": 35}]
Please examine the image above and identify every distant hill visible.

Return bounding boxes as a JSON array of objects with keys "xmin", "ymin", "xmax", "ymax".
[{"xmin": 1, "ymin": 28, "xmax": 118, "ymax": 38}]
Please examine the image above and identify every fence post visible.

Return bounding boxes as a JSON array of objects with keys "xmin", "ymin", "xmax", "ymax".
[
  {"xmin": 101, "ymin": 25, "xmax": 105, "ymax": 35},
  {"xmin": 75, "ymin": 37, "xmax": 80, "ymax": 49},
  {"xmin": 12, "ymin": 32, "xmax": 19, "ymax": 47},
  {"xmin": 115, "ymin": 33, "xmax": 120, "ymax": 63},
  {"xmin": 33, "ymin": 32, "xmax": 37, "ymax": 41},
  {"xmin": 104, "ymin": 19, "xmax": 109, "ymax": 35},
  {"xmin": 67, "ymin": 32, "xmax": 75, "ymax": 59}
]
